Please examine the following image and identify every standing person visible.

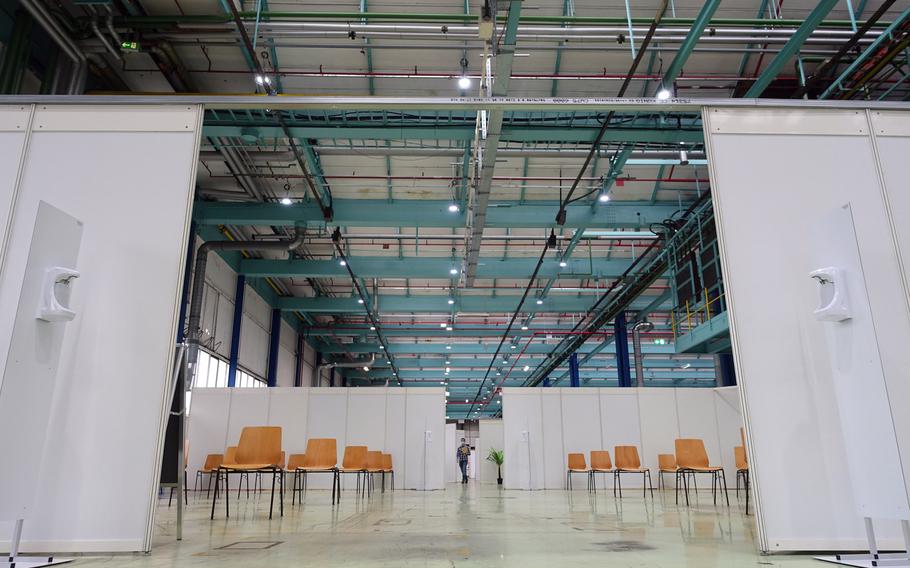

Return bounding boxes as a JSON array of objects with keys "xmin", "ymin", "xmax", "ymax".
[{"xmin": 457, "ymin": 438, "xmax": 471, "ymax": 484}]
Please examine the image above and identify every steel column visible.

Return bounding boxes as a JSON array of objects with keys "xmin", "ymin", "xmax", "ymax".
[
  {"xmin": 568, "ymin": 353, "xmax": 580, "ymax": 387},
  {"xmin": 227, "ymin": 275, "xmax": 246, "ymax": 387},
  {"xmin": 614, "ymin": 311, "xmax": 632, "ymax": 388},
  {"xmin": 294, "ymin": 333, "xmax": 303, "ymax": 387},
  {"xmin": 267, "ymin": 308, "xmax": 281, "ymax": 387}
]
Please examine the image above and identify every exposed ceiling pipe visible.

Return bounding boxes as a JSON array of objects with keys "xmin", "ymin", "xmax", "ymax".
[
  {"xmin": 19, "ymin": 0, "xmax": 87, "ymax": 93},
  {"xmin": 199, "ymin": 148, "xmax": 706, "ymax": 160},
  {"xmin": 316, "ymin": 352, "xmax": 377, "ymax": 386},
  {"xmin": 187, "ymin": 226, "xmax": 305, "ymax": 373},
  {"xmin": 631, "ymin": 320, "xmax": 655, "ymax": 387}
]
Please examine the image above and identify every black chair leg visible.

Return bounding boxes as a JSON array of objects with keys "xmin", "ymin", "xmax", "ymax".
[
  {"xmin": 647, "ymin": 471, "xmax": 654, "ymax": 498},
  {"xmin": 720, "ymin": 470, "xmax": 730, "ymax": 506},
  {"xmin": 210, "ymin": 468, "xmax": 220, "ymax": 520},
  {"xmin": 268, "ymin": 469, "xmax": 276, "ymax": 519}
]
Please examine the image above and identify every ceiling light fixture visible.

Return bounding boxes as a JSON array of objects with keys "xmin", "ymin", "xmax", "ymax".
[
  {"xmin": 521, "ymin": 325, "xmax": 528, "ymax": 331},
  {"xmin": 440, "ymin": 323, "xmax": 447, "ymax": 328},
  {"xmin": 656, "ymin": 87, "xmax": 671, "ymax": 100},
  {"xmin": 369, "ymin": 325, "xmax": 375, "ymax": 331},
  {"xmin": 679, "ymin": 142, "xmax": 689, "ymax": 165},
  {"xmin": 510, "ymin": 344, "xmax": 516, "ymax": 349},
  {"xmin": 446, "ymin": 326, "xmax": 453, "ymax": 331},
  {"xmin": 379, "ymin": 345, "xmax": 384, "ymax": 349},
  {"xmin": 448, "ymin": 203, "xmax": 460, "ymax": 213},
  {"xmin": 280, "ymin": 196, "xmax": 292, "ymax": 205},
  {"xmin": 523, "ymin": 365, "xmax": 530, "ymax": 372},
  {"xmin": 357, "ymin": 298, "xmax": 364, "ymax": 304},
  {"xmin": 598, "ymin": 192, "xmax": 611, "ymax": 203},
  {"xmin": 447, "ymin": 298, "xmax": 455, "ymax": 305},
  {"xmin": 339, "ymin": 259, "xmax": 347, "ymax": 266},
  {"xmin": 255, "ymin": 75, "xmax": 271, "ymax": 85},
  {"xmin": 449, "ymin": 267, "xmax": 459, "ymax": 275},
  {"xmin": 559, "ymin": 259, "xmax": 568, "ymax": 268},
  {"xmin": 536, "ymin": 298, "xmax": 544, "ymax": 305},
  {"xmin": 362, "ymin": 366, "xmax": 369, "ymax": 371},
  {"xmin": 458, "ymin": 76, "xmax": 472, "ymax": 89},
  {"xmin": 446, "ymin": 345, "xmax": 452, "ymax": 350}
]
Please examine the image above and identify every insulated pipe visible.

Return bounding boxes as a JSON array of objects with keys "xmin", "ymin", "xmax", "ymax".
[
  {"xmin": 91, "ymin": 18, "xmax": 121, "ymax": 60},
  {"xmin": 199, "ymin": 148, "xmax": 707, "ymax": 160},
  {"xmin": 631, "ymin": 320, "xmax": 654, "ymax": 387},
  {"xmin": 186, "ymin": 226, "xmax": 305, "ymax": 369},
  {"xmin": 315, "ymin": 353, "xmax": 377, "ymax": 386}
]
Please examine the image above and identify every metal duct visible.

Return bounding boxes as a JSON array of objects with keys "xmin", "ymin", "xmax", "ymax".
[
  {"xmin": 631, "ymin": 320, "xmax": 654, "ymax": 387},
  {"xmin": 315, "ymin": 353, "xmax": 377, "ymax": 386}
]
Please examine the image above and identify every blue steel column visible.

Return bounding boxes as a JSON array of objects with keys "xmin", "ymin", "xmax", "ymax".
[
  {"xmin": 266, "ymin": 308, "xmax": 281, "ymax": 387},
  {"xmin": 614, "ymin": 311, "xmax": 632, "ymax": 387},
  {"xmin": 294, "ymin": 333, "xmax": 303, "ymax": 387},
  {"xmin": 717, "ymin": 353, "xmax": 737, "ymax": 387},
  {"xmin": 543, "ymin": 377, "xmax": 551, "ymax": 387},
  {"xmin": 568, "ymin": 353, "xmax": 580, "ymax": 387},
  {"xmin": 227, "ymin": 275, "xmax": 246, "ymax": 387},
  {"xmin": 175, "ymin": 221, "xmax": 196, "ymax": 343}
]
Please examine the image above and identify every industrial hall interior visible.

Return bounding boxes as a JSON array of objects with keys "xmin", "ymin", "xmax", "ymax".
[{"xmin": 1, "ymin": 0, "xmax": 910, "ymax": 567}]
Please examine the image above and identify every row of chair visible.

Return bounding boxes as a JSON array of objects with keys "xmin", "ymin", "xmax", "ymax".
[
  {"xmin": 566, "ymin": 439, "xmax": 733, "ymax": 507},
  {"xmin": 203, "ymin": 427, "xmax": 396, "ymax": 519}
]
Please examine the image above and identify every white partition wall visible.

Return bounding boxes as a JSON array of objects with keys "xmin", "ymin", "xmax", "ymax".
[
  {"xmin": 445, "ymin": 424, "xmax": 457, "ymax": 483},
  {"xmin": 704, "ymin": 107, "xmax": 910, "ymax": 552},
  {"xmin": 502, "ymin": 387, "xmax": 742, "ymax": 490},
  {"xmin": 0, "ymin": 105, "xmax": 201, "ymax": 553},
  {"xmin": 478, "ymin": 420, "xmax": 504, "ymax": 484},
  {"xmin": 188, "ymin": 387, "xmax": 445, "ymax": 490}
]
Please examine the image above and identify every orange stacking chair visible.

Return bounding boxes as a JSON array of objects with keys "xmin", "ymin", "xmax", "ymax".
[
  {"xmin": 286, "ymin": 453, "xmax": 308, "ymax": 505},
  {"xmin": 211, "ymin": 426, "xmax": 284, "ymax": 519},
  {"xmin": 565, "ymin": 453, "xmax": 592, "ymax": 491},
  {"xmin": 195, "ymin": 453, "xmax": 223, "ymax": 497},
  {"xmin": 297, "ymin": 438, "xmax": 340, "ymax": 504},
  {"xmin": 337, "ymin": 446, "xmax": 369, "ymax": 501},
  {"xmin": 381, "ymin": 453, "xmax": 395, "ymax": 491},
  {"xmin": 674, "ymin": 438, "xmax": 729, "ymax": 507},
  {"xmin": 657, "ymin": 454, "xmax": 678, "ymax": 490},
  {"xmin": 735, "ymin": 445, "xmax": 751, "ymax": 514},
  {"xmin": 589, "ymin": 450, "xmax": 613, "ymax": 493},
  {"xmin": 613, "ymin": 446, "xmax": 654, "ymax": 498},
  {"xmin": 365, "ymin": 451, "xmax": 385, "ymax": 495}
]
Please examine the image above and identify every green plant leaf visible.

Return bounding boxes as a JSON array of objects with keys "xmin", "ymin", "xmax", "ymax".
[{"xmin": 486, "ymin": 448, "xmax": 504, "ymax": 465}]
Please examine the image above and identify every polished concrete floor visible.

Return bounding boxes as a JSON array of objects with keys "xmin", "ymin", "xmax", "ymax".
[{"xmin": 76, "ymin": 481, "xmax": 821, "ymax": 567}]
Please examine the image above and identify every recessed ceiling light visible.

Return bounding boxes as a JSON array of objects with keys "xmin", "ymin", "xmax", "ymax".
[
  {"xmin": 440, "ymin": 323, "xmax": 447, "ymax": 328},
  {"xmin": 379, "ymin": 345, "xmax": 384, "ymax": 349},
  {"xmin": 449, "ymin": 267, "xmax": 459, "ymax": 275},
  {"xmin": 523, "ymin": 365, "xmax": 530, "ymax": 372},
  {"xmin": 536, "ymin": 299, "xmax": 543, "ymax": 305},
  {"xmin": 446, "ymin": 345, "xmax": 452, "ymax": 350},
  {"xmin": 510, "ymin": 344, "xmax": 516, "ymax": 349},
  {"xmin": 521, "ymin": 325, "xmax": 528, "ymax": 330},
  {"xmin": 447, "ymin": 299, "xmax": 455, "ymax": 305},
  {"xmin": 496, "ymin": 371, "xmax": 501, "ymax": 376},
  {"xmin": 448, "ymin": 203, "xmax": 460, "ymax": 212}
]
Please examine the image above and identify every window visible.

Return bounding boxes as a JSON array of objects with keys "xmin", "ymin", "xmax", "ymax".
[{"xmin": 192, "ymin": 350, "xmax": 265, "ymax": 389}]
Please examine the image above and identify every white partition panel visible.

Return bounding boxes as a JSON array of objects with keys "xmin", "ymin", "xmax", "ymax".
[
  {"xmin": 503, "ymin": 387, "xmax": 739, "ymax": 493},
  {"xmin": 0, "ymin": 105, "xmax": 201, "ymax": 553},
  {"xmin": 713, "ymin": 387, "xmax": 744, "ymax": 482},
  {"xmin": 384, "ymin": 390, "xmax": 407, "ymax": 490},
  {"xmin": 704, "ymin": 107, "xmax": 910, "ymax": 552},
  {"xmin": 187, "ymin": 387, "xmax": 443, "ymax": 493},
  {"xmin": 0, "ymin": 106, "xmax": 30, "ymax": 269},
  {"xmin": 404, "ymin": 389, "xmax": 445, "ymax": 490},
  {"xmin": 478, "ymin": 420, "xmax": 504, "ymax": 484},
  {"xmin": 445, "ymin": 423, "xmax": 457, "ymax": 483},
  {"xmin": 267, "ymin": 388, "xmax": 309, "ymax": 455},
  {"xmin": 186, "ymin": 389, "xmax": 232, "ymax": 477},
  {"xmin": 306, "ymin": 389, "xmax": 349, "ymax": 489}
]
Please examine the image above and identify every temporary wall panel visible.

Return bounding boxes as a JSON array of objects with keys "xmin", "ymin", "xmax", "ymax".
[
  {"xmin": 478, "ymin": 420, "xmax": 504, "ymax": 484},
  {"xmin": 0, "ymin": 104, "xmax": 201, "ymax": 552},
  {"xmin": 502, "ymin": 387, "xmax": 742, "ymax": 491},
  {"xmin": 704, "ymin": 107, "xmax": 910, "ymax": 552},
  {"xmin": 445, "ymin": 424, "xmax": 457, "ymax": 483},
  {"xmin": 188, "ymin": 387, "xmax": 445, "ymax": 491}
]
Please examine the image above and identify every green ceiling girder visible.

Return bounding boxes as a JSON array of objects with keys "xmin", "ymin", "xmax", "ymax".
[
  {"xmin": 281, "ymin": 293, "xmax": 662, "ymax": 314},
  {"xmin": 368, "ymin": 356, "xmax": 714, "ymax": 369},
  {"xmin": 659, "ymin": 0, "xmax": 723, "ymax": 91},
  {"xmin": 354, "ymin": 369, "xmax": 715, "ymax": 380},
  {"xmin": 303, "ymin": 324, "xmax": 671, "ymax": 338},
  {"xmin": 194, "ymin": 199, "xmax": 685, "ymax": 229},
  {"xmin": 200, "ymin": 124, "xmax": 704, "ymax": 144},
  {"xmin": 745, "ymin": 0, "xmax": 840, "ymax": 97},
  {"xmin": 314, "ymin": 339, "xmax": 674, "ymax": 355},
  {"xmin": 241, "ymin": 256, "xmax": 634, "ymax": 279}
]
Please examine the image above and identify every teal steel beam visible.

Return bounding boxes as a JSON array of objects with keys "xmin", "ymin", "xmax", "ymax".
[
  {"xmin": 658, "ymin": 0, "xmax": 722, "ymax": 92},
  {"xmin": 313, "ymin": 340, "xmax": 676, "ymax": 355},
  {"xmin": 280, "ymin": 294, "xmax": 663, "ymax": 314},
  {"xmin": 819, "ymin": 4, "xmax": 910, "ymax": 99},
  {"xmin": 302, "ymin": 324, "xmax": 673, "ymax": 337},
  {"xmin": 194, "ymin": 200, "xmax": 686, "ymax": 229},
  {"xmin": 201, "ymin": 124, "xmax": 704, "ymax": 144},
  {"xmin": 240, "ymin": 256, "xmax": 634, "ymax": 279},
  {"xmin": 354, "ymin": 369, "xmax": 715, "ymax": 380},
  {"xmin": 367, "ymin": 357, "xmax": 713, "ymax": 369},
  {"xmin": 745, "ymin": 0, "xmax": 840, "ymax": 97}
]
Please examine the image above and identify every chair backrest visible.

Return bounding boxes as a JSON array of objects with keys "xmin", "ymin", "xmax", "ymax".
[
  {"xmin": 287, "ymin": 453, "xmax": 307, "ymax": 470},
  {"xmin": 304, "ymin": 438, "xmax": 338, "ymax": 469},
  {"xmin": 675, "ymin": 438, "xmax": 710, "ymax": 469},
  {"xmin": 342, "ymin": 445, "xmax": 368, "ymax": 469},
  {"xmin": 734, "ymin": 446, "xmax": 748, "ymax": 470},
  {"xmin": 614, "ymin": 446, "xmax": 641, "ymax": 469},
  {"xmin": 657, "ymin": 453, "xmax": 677, "ymax": 471},
  {"xmin": 567, "ymin": 453, "xmax": 587, "ymax": 470},
  {"xmin": 366, "ymin": 450, "xmax": 383, "ymax": 470},
  {"xmin": 382, "ymin": 453, "xmax": 393, "ymax": 470},
  {"xmin": 202, "ymin": 453, "xmax": 223, "ymax": 471},
  {"xmin": 235, "ymin": 426, "xmax": 283, "ymax": 466},
  {"xmin": 590, "ymin": 450, "xmax": 612, "ymax": 470},
  {"xmin": 224, "ymin": 446, "xmax": 238, "ymax": 465}
]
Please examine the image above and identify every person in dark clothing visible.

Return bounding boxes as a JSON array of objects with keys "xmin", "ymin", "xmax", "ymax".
[{"xmin": 457, "ymin": 438, "xmax": 471, "ymax": 483}]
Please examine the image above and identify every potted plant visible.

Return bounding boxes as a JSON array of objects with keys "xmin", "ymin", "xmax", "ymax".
[{"xmin": 486, "ymin": 448, "xmax": 504, "ymax": 485}]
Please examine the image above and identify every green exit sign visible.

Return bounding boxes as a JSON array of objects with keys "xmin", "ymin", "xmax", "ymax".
[{"xmin": 120, "ymin": 41, "xmax": 140, "ymax": 51}]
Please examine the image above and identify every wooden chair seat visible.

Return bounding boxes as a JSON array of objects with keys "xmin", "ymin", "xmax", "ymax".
[
  {"xmin": 221, "ymin": 462, "xmax": 280, "ymax": 471},
  {"xmin": 681, "ymin": 465, "xmax": 723, "ymax": 472},
  {"xmin": 616, "ymin": 466, "xmax": 649, "ymax": 473}
]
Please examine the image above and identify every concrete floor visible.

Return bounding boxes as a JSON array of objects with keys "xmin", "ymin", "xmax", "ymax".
[{"xmin": 75, "ymin": 481, "xmax": 821, "ymax": 567}]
